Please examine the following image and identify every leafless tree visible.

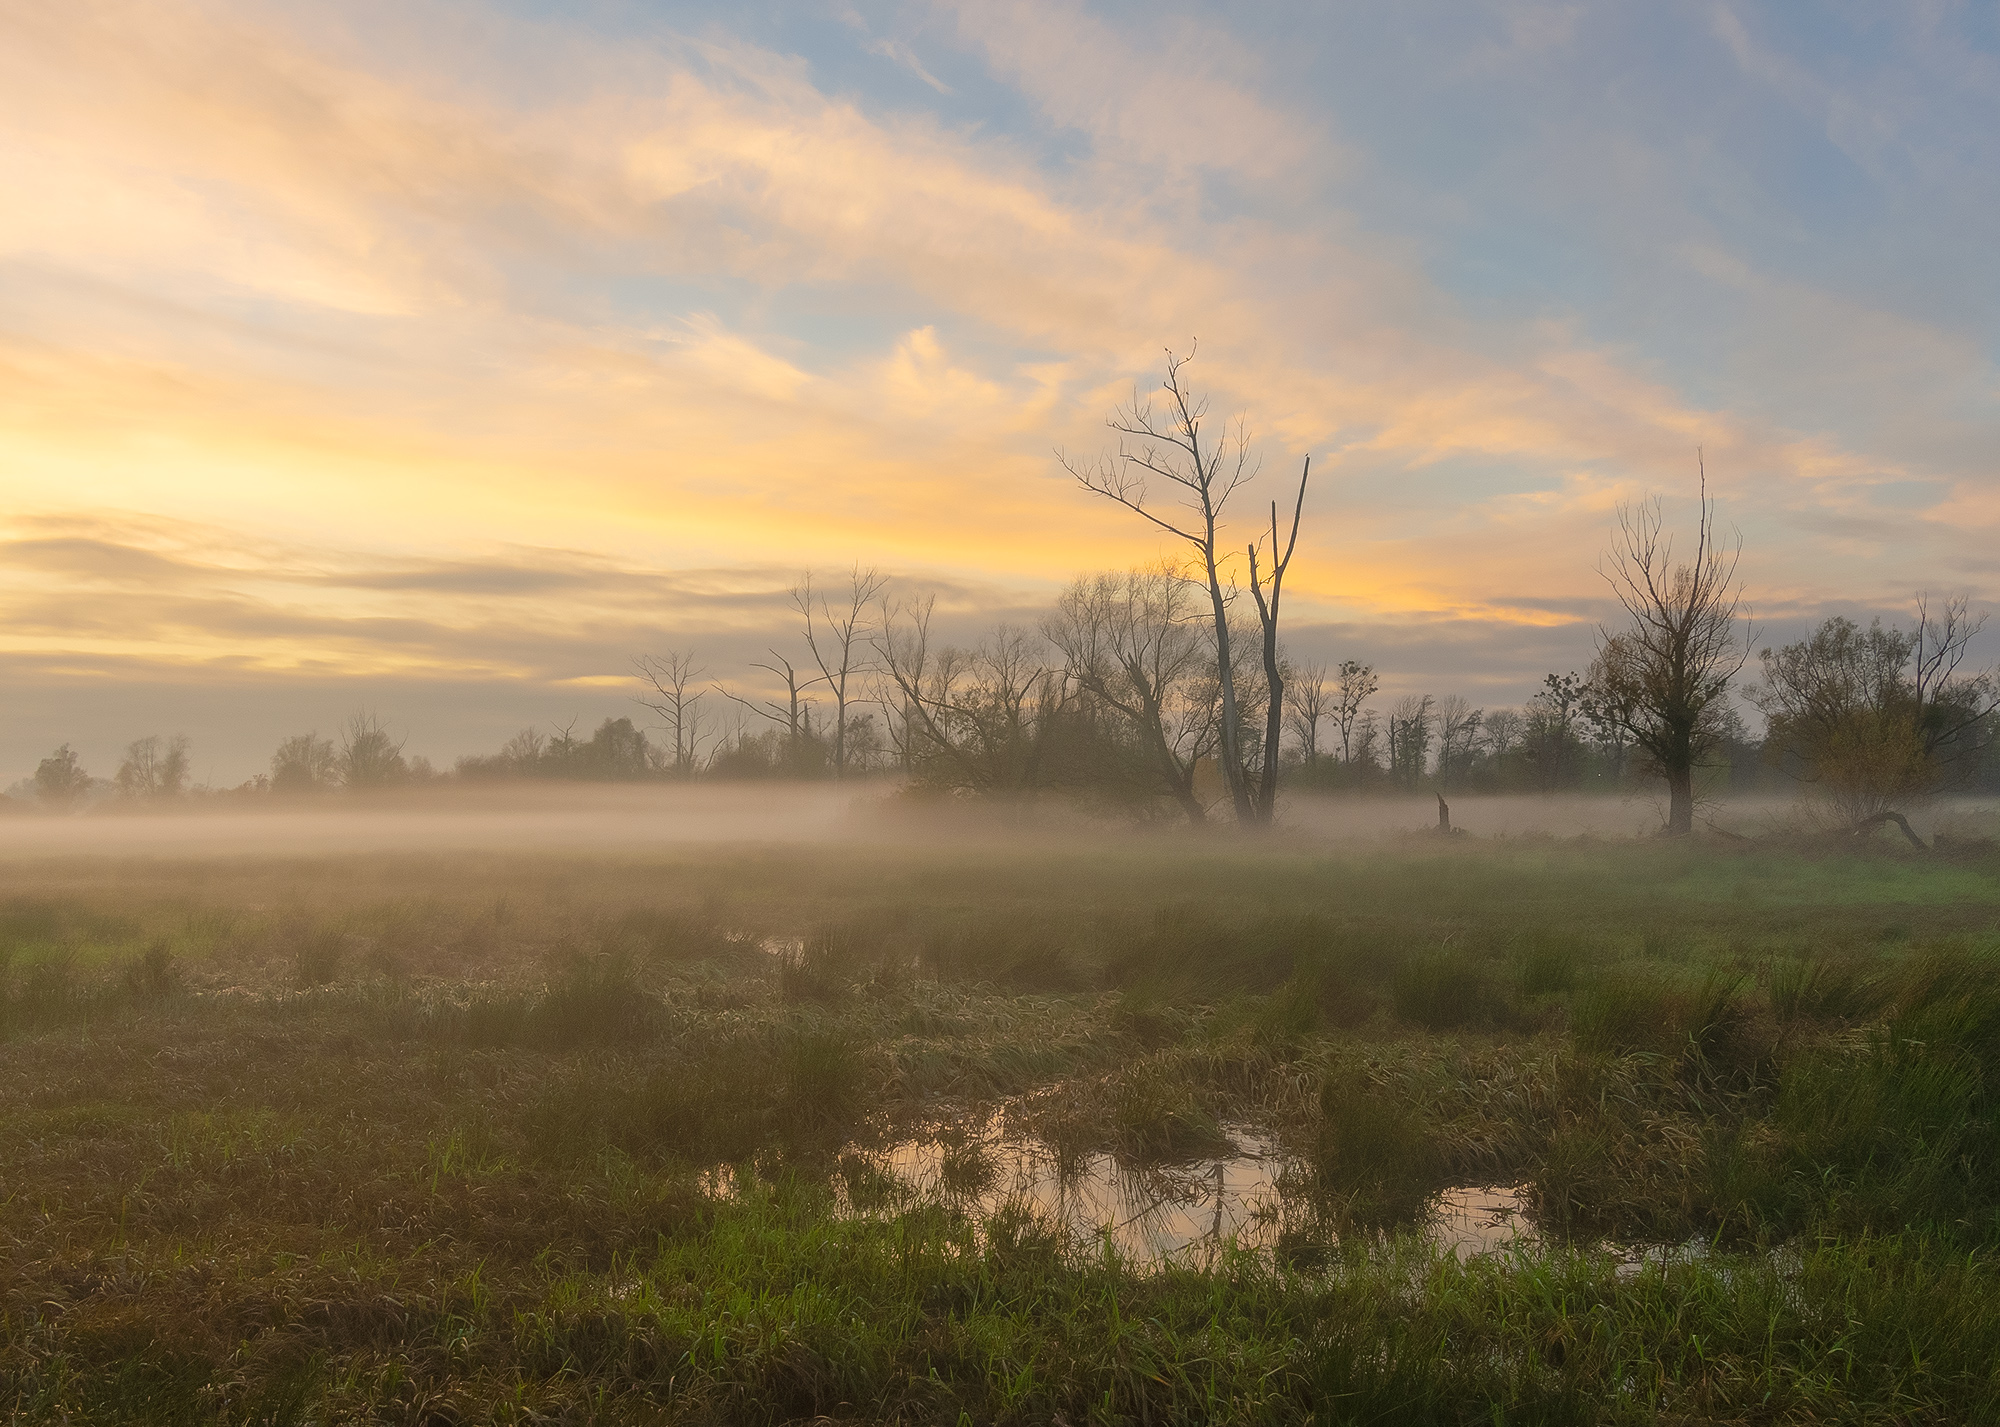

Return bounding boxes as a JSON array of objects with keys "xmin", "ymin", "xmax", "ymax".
[
  {"xmin": 798, "ymin": 567, "xmax": 888, "ymax": 779},
  {"xmin": 1047, "ymin": 566, "xmax": 1218, "ymax": 823},
  {"xmin": 271, "ymin": 733, "xmax": 337, "ymax": 794},
  {"xmin": 1586, "ymin": 459, "xmax": 1750, "ymax": 836},
  {"xmin": 1913, "ymin": 594, "xmax": 1998, "ymax": 740},
  {"xmin": 1388, "ymin": 694, "xmax": 1433, "ymax": 790},
  {"xmin": 1062, "ymin": 346, "xmax": 1260, "ymax": 822},
  {"xmin": 1333, "ymin": 660, "xmax": 1380, "ymax": 764},
  {"xmin": 116, "ymin": 733, "xmax": 191, "ymax": 799},
  {"xmin": 715, "ymin": 649, "xmax": 820, "ymax": 761},
  {"xmin": 1245, "ymin": 459, "xmax": 1311, "ymax": 822},
  {"xmin": 1350, "ymin": 709, "xmax": 1383, "ymax": 771},
  {"xmin": 876, "ymin": 596, "xmax": 1070, "ymax": 794},
  {"xmin": 1482, "ymin": 708, "xmax": 1524, "ymax": 759},
  {"xmin": 1287, "ymin": 663, "xmax": 1329, "ymax": 767},
  {"xmin": 636, "ymin": 650, "xmax": 708, "ymax": 777},
  {"xmin": 337, "ymin": 711, "xmax": 407, "ymax": 788},
  {"xmin": 1436, "ymin": 696, "xmax": 1483, "ymax": 793}
]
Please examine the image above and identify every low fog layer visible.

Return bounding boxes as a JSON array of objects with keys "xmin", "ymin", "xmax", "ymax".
[{"xmin": 3, "ymin": 783, "xmax": 1995, "ymax": 861}]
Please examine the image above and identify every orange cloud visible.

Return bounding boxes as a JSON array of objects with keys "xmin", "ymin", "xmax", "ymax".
[{"xmin": 0, "ymin": 0, "xmax": 1990, "ymax": 713}]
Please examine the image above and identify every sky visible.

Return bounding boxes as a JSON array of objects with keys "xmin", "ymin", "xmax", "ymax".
[{"xmin": 3, "ymin": 0, "xmax": 1998, "ymax": 783}]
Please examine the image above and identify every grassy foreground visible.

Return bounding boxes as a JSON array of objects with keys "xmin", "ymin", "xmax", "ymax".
[{"xmin": 1, "ymin": 830, "xmax": 1999, "ymax": 1423}]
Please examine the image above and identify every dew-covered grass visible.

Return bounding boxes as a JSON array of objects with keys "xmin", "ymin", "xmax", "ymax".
[{"xmin": 1, "ymin": 832, "xmax": 1998, "ymax": 1422}]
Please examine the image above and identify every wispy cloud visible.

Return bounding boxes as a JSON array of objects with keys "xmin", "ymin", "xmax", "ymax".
[
  {"xmin": 0, "ymin": 0, "xmax": 1995, "ymax": 772},
  {"xmin": 866, "ymin": 36, "xmax": 953, "ymax": 94}
]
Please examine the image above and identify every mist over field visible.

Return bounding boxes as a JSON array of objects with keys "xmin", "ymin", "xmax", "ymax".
[
  {"xmin": 8, "ymin": 1, "xmax": 2000, "ymax": 1420},
  {"xmin": 9, "ymin": 782, "xmax": 2000, "ymax": 861}
]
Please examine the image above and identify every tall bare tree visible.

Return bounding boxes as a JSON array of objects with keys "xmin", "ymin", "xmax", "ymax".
[
  {"xmin": 636, "ymin": 650, "xmax": 707, "ymax": 776},
  {"xmin": 1245, "ymin": 460, "xmax": 1311, "ymax": 822},
  {"xmin": 1062, "ymin": 347, "xmax": 1259, "ymax": 822},
  {"xmin": 1586, "ymin": 461, "xmax": 1749, "ymax": 836},
  {"xmin": 798, "ymin": 567, "xmax": 887, "ymax": 779},
  {"xmin": 1333, "ymin": 659, "xmax": 1380, "ymax": 764}
]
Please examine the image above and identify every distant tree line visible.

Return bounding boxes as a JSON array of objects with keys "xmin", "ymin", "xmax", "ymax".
[{"xmin": 7, "ymin": 364, "xmax": 1995, "ymax": 833}]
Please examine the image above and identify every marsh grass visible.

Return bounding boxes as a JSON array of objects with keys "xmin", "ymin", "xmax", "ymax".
[
  {"xmin": 1312, "ymin": 1066, "xmax": 1446, "ymax": 1223},
  {"xmin": 1, "ymin": 838, "xmax": 1999, "ymax": 1421}
]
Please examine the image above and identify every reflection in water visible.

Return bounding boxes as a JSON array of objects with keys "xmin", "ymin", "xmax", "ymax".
[
  {"xmin": 844, "ymin": 1125, "xmax": 1541, "ymax": 1270},
  {"xmin": 856, "ymin": 1127, "xmax": 1288, "ymax": 1268},
  {"xmin": 1429, "ymin": 1183, "xmax": 1536, "ymax": 1259}
]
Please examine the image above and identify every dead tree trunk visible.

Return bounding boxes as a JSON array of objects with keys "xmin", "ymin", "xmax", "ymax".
[{"xmin": 1246, "ymin": 458, "xmax": 1310, "ymax": 826}]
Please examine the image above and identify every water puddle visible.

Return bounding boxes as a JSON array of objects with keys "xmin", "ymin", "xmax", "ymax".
[
  {"xmin": 841, "ymin": 1126, "xmax": 1288, "ymax": 1268},
  {"xmin": 1430, "ymin": 1183, "xmax": 1537, "ymax": 1259},
  {"xmin": 833, "ymin": 1123, "xmax": 1544, "ymax": 1270}
]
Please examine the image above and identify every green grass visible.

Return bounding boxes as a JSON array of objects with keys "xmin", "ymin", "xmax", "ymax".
[{"xmin": 0, "ymin": 835, "xmax": 1997, "ymax": 1421}]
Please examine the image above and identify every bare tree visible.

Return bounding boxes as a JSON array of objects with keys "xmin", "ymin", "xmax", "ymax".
[
  {"xmin": 876, "ymin": 597, "xmax": 1070, "ymax": 795},
  {"xmin": 797, "ymin": 567, "xmax": 888, "ymax": 779},
  {"xmin": 714, "ymin": 649, "xmax": 820, "ymax": 767},
  {"xmin": 1047, "ymin": 566, "xmax": 1217, "ymax": 823},
  {"xmin": 271, "ymin": 733, "xmax": 338, "ymax": 793},
  {"xmin": 1482, "ymin": 708, "xmax": 1525, "ymax": 760},
  {"xmin": 1388, "ymin": 694, "xmax": 1433, "ymax": 790},
  {"xmin": 1586, "ymin": 460, "xmax": 1749, "ymax": 836},
  {"xmin": 1333, "ymin": 660, "xmax": 1380, "ymax": 764},
  {"xmin": 636, "ymin": 650, "xmax": 708, "ymax": 777},
  {"xmin": 1062, "ymin": 347, "xmax": 1259, "ymax": 822},
  {"xmin": 1435, "ymin": 696, "xmax": 1483, "ymax": 794},
  {"xmin": 1287, "ymin": 663, "xmax": 1329, "ymax": 767},
  {"xmin": 116, "ymin": 734, "xmax": 191, "ymax": 799},
  {"xmin": 1350, "ymin": 708, "xmax": 1383, "ymax": 771},
  {"xmin": 1245, "ymin": 460, "xmax": 1311, "ymax": 822},
  {"xmin": 337, "ymin": 711, "xmax": 407, "ymax": 788},
  {"xmin": 1914, "ymin": 594, "xmax": 1999, "ymax": 752}
]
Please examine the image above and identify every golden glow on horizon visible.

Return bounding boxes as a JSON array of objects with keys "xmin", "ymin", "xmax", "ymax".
[{"xmin": 0, "ymin": 0, "xmax": 1986, "ymax": 700}]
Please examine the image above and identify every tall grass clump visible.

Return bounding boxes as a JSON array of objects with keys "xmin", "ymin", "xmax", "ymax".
[
  {"xmin": 1312, "ymin": 1066, "xmax": 1443, "ymax": 1224},
  {"xmin": 121, "ymin": 940, "xmax": 180, "ymax": 1002},
  {"xmin": 1768, "ymin": 954, "xmax": 1883, "ymax": 1026},
  {"xmin": 1514, "ymin": 932, "xmax": 1582, "ymax": 998},
  {"xmin": 0, "ymin": 948, "xmax": 94, "ymax": 1033},
  {"xmin": 289, "ymin": 924, "xmax": 348, "ymax": 987},
  {"xmin": 1391, "ymin": 947, "xmax": 1502, "ymax": 1031},
  {"xmin": 533, "ymin": 955, "xmax": 657, "ymax": 1047},
  {"xmin": 1759, "ymin": 947, "xmax": 2000, "ymax": 1241},
  {"xmin": 778, "ymin": 925, "xmax": 853, "ymax": 1002},
  {"xmin": 457, "ymin": 956, "xmax": 657, "ymax": 1049}
]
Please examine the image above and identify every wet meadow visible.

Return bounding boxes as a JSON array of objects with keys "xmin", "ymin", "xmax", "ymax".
[{"xmin": 3, "ymin": 819, "xmax": 2000, "ymax": 1423}]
